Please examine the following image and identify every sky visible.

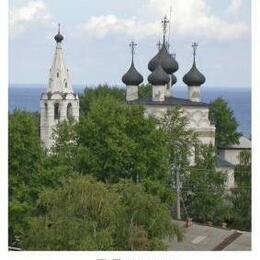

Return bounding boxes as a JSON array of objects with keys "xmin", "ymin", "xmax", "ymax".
[{"xmin": 9, "ymin": 0, "xmax": 251, "ymax": 88}]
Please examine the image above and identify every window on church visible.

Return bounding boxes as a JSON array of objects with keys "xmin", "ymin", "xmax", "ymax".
[
  {"xmin": 54, "ymin": 103, "xmax": 60, "ymax": 120},
  {"xmin": 65, "ymin": 82, "xmax": 68, "ymax": 88},
  {"xmin": 57, "ymin": 72, "xmax": 59, "ymax": 78},
  {"xmin": 67, "ymin": 103, "xmax": 73, "ymax": 120},
  {"xmin": 45, "ymin": 103, "xmax": 48, "ymax": 116}
]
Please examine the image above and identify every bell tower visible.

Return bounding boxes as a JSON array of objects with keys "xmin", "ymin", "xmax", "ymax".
[{"xmin": 40, "ymin": 25, "xmax": 79, "ymax": 149}]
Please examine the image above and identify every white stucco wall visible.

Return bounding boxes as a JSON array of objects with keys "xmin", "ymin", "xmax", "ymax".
[
  {"xmin": 218, "ymin": 149, "xmax": 249, "ymax": 165},
  {"xmin": 126, "ymin": 85, "xmax": 138, "ymax": 101},
  {"xmin": 144, "ymin": 105, "xmax": 215, "ymax": 146}
]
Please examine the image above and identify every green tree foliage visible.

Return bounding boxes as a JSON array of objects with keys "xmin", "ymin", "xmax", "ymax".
[
  {"xmin": 9, "ymin": 110, "xmax": 44, "ymax": 247},
  {"xmin": 79, "ymin": 84, "xmax": 125, "ymax": 115},
  {"xmin": 76, "ymin": 95, "xmax": 169, "ymax": 183},
  {"xmin": 138, "ymin": 84, "xmax": 152, "ymax": 98},
  {"xmin": 181, "ymin": 144, "xmax": 227, "ymax": 224},
  {"xmin": 209, "ymin": 97, "xmax": 241, "ymax": 148},
  {"xmin": 160, "ymin": 106, "xmax": 198, "ymax": 173},
  {"xmin": 228, "ymin": 151, "xmax": 251, "ymax": 231},
  {"xmin": 23, "ymin": 176, "xmax": 182, "ymax": 250}
]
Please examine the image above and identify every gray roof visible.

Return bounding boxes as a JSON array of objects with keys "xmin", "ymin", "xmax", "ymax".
[
  {"xmin": 148, "ymin": 42, "xmax": 179, "ymax": 74},
  {"xmin": 148, "ymin": 64, "xmax": 170, "ymax": 86},
  {"xmin": 168, "ymin": 220, "xmax": 251, "ymax": 251},
  {"xmin": 217, "ymin": 156, "xmax": 234, "ymax": 168},
  {"xmin": 122, "ymin": 61, "xmax": 144, "ymax": 86},
  {"xmin": 127, "ymin": 96, "xmax": 210, "ymax": 107},
  {"xmin": 225, "ymin": 136, "xmax": 251, "ymax": 150},
  {"xmin": 183, "ymin": 60, "xmax": 206, "ymax": 86}
]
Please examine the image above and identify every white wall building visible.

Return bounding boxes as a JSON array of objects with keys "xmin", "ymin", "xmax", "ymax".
[
  {"xmin": 218, "ymin": 136, "xmax": 251, "ymax": 165},
  {"xmin": 40, "ymin": 25, "xmax": 79, "ymax": 149}
]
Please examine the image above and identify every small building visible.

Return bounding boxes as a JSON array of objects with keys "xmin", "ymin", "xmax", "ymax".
[{"xmin": 218, "ymin": 136, "xmax": 251, "ymax": 165}]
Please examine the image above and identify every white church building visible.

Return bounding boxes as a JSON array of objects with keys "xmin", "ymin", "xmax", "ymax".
[
  {"xmin": 122, "ymin": 16, "xmax": 215, "ymax": 147},
  {"xmin": 40, "ymin": 25, "xmax": 79, "ymax": 150}
]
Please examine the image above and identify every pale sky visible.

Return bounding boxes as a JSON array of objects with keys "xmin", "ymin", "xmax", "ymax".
[{"xmin": 9, "ymin": 0, "xmax": 251, "ymax": 88}]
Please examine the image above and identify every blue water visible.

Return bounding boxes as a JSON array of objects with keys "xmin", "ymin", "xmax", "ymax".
[{"xmin": 9, "ymin": 84, "xmax": 251, "ymax": 137}]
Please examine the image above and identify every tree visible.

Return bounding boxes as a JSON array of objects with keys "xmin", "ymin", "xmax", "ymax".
[
  {"xmin": 9, "ymin": 110, "xmax": 45, "ymax": 247},
  {"xmin": 160, "ymin": 106, "xmax": 198, "ymax": 176},
  {"xmin": 22, "ymin": 176, "xmax": 182, "ymax": 250},
  {"xmin": 228, "ymin": 151, "xmax": 251, "ymax": 231},
  {"xmin": 209, "ymin": 97, "xmax": 241, "ymax": 148},
  {"xmin": 79, "ymin": 84, "xmax": 125, "ymax": 115},
  {"xmin": 181, "ymin": 144, "xmax": 227, "ymax": 224},
  {"xmin": 76, "ymin": 95, "xmax": 169, "ymax": 183},
  {"xmin": 138, "ymin": 84, "xmax": 152, "ymax": 98},
  {"xmin": 49, "ymin": 119, "xmax": 79, "ymax": 173}
]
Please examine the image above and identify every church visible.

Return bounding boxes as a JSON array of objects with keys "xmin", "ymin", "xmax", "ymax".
[
  {"xmin": 122, "ymin": 16, "xmax": 215, "ymax": 147},
  {"xmin": 40, "ymin": 25, "xmax": 79, "ymax": 149},
  {"xmin": 39, "ymin": 18, "xmax": 249, "ymax": 190}
]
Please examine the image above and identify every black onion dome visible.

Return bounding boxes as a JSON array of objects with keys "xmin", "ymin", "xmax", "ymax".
[
  {"xmin": 183, "ymin": 60, "xmax": 206, "ymax": 86},
  {"xmin": 148, "ymin": 43, "xmax": 179, "ymax": 74},
  {"xmin": 171, "ymin": 74, "xmax": 177, "ymax": 86},
  {"xmin": 148, "ymin": 64, "xmax": 170, "ymax": 85},
  {"xmin": 54, "ymin": 26, "xmax": 64, "ymax": 43},
  {"xmin": 122, "ymin": 62, "xmax": 144, "ymax": 86}
]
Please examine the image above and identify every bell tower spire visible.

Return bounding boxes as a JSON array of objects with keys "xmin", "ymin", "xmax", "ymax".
[
  {"xmin": 40, "ymin": 25, "xmax": 79, "ymax": 150},
  {"xmin": 48, "ymin": 24, "xmax": 73, "ymax": 94}
]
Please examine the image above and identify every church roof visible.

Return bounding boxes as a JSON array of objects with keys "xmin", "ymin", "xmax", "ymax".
[
  {"xmin": 54, "ymin": 24, "xmax": 64, "ymax": 43},
  {"xmin": 148, "ymin": 64, "xmax": 170, "ymax": 86},
  {"xmin": 127, "ymin": 96, "xmax": 209, "ymax": 107},
  {"xmin": 218, "ymin": 136, "xmax": 251, "ymax": 150},
  {"xmin": 183, "ymin": 43, "xmax": 206, "ymax": 87},
  {"xmin": 148, "ymin": 42, "xmax": 179, "ymax": 74},
  {"xmin": 47, "ymin": 25, "xmax": 74, "ymax": 94},
  {"xmin": 183, "ymin": 61, "xmax": 206, "ymax": 86},
  {"xmin": 171, "ymin": 74, "xmax": 177, "ymax": 86},
  {"xmin": 122, "ymin": 41, "xmax": 144, "ymax": 86},
  {"xmin": 122, "ymin": 62, "xmax": 143, "ymax": 86}
]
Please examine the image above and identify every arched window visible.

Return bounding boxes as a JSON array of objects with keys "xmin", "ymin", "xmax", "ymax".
[
  {"xmin": 65, "ymin": 81, "xmax": 68, "ymax": 88},
  {"xmin": 45, "ymin": 103, "xmax": 48, "ymax": 116},
  {"xmin": 67, "ymin": 103, "xmax": 73, "ymax": 120},
  {"xmin": 54, "ymin": 103, "xmax": 60, "ymax": 120},
  {"xmin": 57, "ymin": 72, "xmax": 59, "ymax": 78}
]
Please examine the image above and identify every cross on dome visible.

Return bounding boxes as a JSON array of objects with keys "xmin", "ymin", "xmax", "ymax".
[
  {"xmin": 157, "ymin": 40, "xmax": 162, "ymax": 51},
  {"xmin": 161, "ymin": 16, "xmax": 169, "ymax": 43},
  {"xmin": 129, "ymin": 41, "xmax": 137, "ymax": 59},
  {"xmin": 192, "ymin": 42, "xmax": 199, "ymax": 58}
]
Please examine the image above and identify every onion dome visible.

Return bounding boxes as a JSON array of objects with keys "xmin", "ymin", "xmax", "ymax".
[
  {"xmin": 171, "ymin": 74, "xmax": 177, "ymax": 86},
  {"xmin": 122, "ymin": 41, "xmax": 144, "ymax": 86},
  {"xmin": 54, "ymin": 24, "xmax": 64, "ymax": 43},
  {"xmin": 148, "ymin": 42, "xmax": 179, "ymax": 74},
  {"xmin": 148, "ymin": 64, "xmax": 170, "ymax": 86},
  {"xmin": 183, "ymin": 42, "xmax": 206, "ymax": 86},
  {"xmin": 122, "ymin": 62, "xmax": 143, "ymax": 86}
]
